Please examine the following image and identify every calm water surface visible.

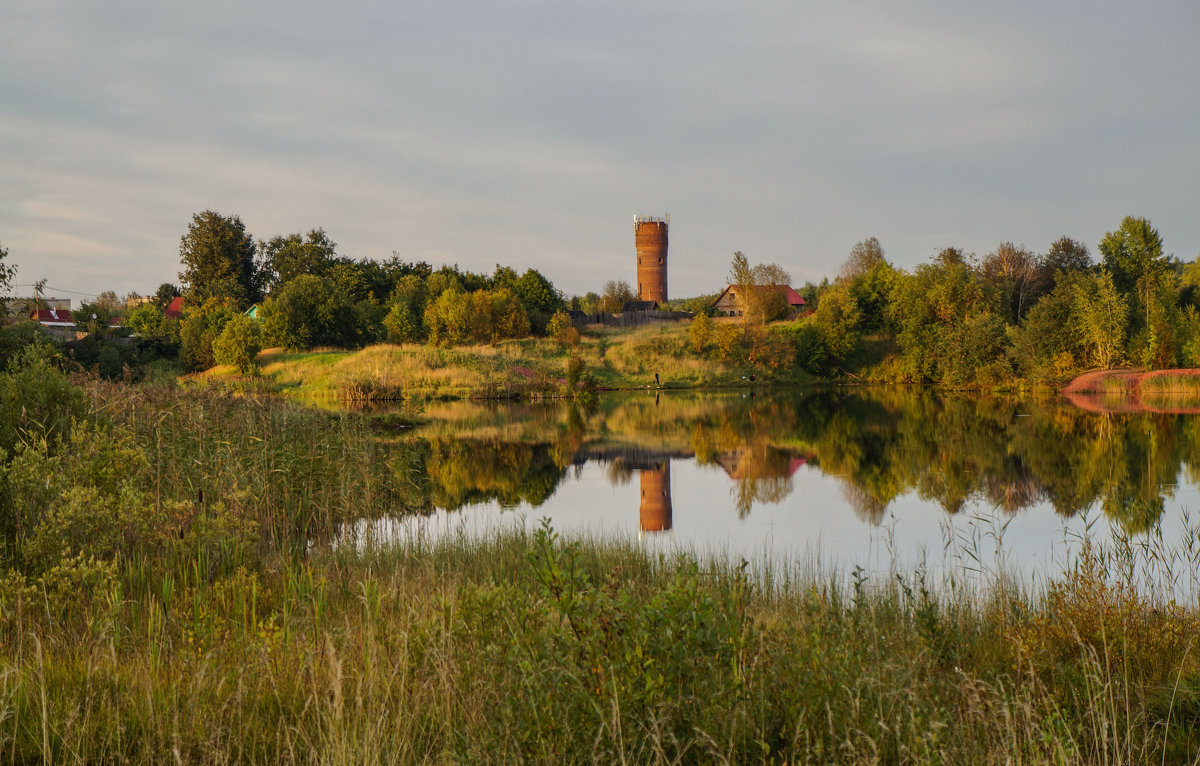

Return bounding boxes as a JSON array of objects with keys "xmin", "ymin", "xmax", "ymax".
[{"xmin": 353, "ymin": 388, "xmax": 1200, "ymax": 591}]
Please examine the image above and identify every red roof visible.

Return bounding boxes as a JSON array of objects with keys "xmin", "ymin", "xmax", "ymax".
[
  {"xmin": 712, "ymin": 284, "xmax": 806, "ymax": 307},
  {"xmin": 33, "ymin": 308, "xmax": 74, "ymax": 325},
  {"xmin": 164, "ymin": 296, "xmax": 184, "ymax": 319},
  {"xmin": 770, "ymin": 285, "xmax": 806, "ymax": 306}
]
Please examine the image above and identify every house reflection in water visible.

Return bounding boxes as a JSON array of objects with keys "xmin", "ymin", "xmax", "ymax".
[
  {"xmin": 639, "ymin": 462, "xmax": 672, "ymax": 533},
  {"xmin": 588, "ymin": 442, "xmax": 812, "ymax": 532}
]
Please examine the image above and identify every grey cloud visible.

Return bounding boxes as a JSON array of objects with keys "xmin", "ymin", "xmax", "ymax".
[{"xmin": 2, "ymin": 0, "xmax": 1198, "ymax": 300}]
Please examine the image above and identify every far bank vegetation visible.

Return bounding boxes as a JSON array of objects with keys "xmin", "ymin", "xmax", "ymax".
[{"xmin": 37, "ymin": 211, "xmax": 1200, "ymax": 394}]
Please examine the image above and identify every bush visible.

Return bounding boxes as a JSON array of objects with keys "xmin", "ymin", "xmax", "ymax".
[
  {"xmin": 126, "ymin": 303, "xmax": 167, "ymax": 338},
  {"xmin": 384, "ymin": 299, "xmax": 424, "ymax": 344},
  {"xmin": 546, "ymin": 309, "xmax": 578, "ymax": 346},
  {"xmin": 213, "ymin": 314, "xmax": 262, "ymax": 374},
  {"xmin": 789, "ymin": 322, "xmax": 832, "ymax": 375},
  {"xmin": 689, "ymin": 311, "xmax": 712, "ymax": 353},
  {"xmin": 180, "ymin": 300, "xmax": 237, "ymax": 371}
]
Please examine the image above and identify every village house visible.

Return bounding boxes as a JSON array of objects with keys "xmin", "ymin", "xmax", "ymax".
[
  {"xmin": 31, "ymin": 308, "xmax": 85, "ymax": 340},
  {"xmin": 164, "ymin": 296, "xmax": 185, "ymax": 320},
  {"xmin": 711, "ymin": 284, "xmax": 806, "ymax": 317}
]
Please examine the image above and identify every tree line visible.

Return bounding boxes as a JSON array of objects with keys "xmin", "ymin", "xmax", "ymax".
[
  {"xmin": 788, "ymin": 216, "xmax": 1200, "ymax": 383},
  {"xmin": 122, "ymin": 211, "xmax": 571, "ymax": 372},
  {"xmin": 8, "ymin": 210, "xmax": 1198, "ymax": 384}
]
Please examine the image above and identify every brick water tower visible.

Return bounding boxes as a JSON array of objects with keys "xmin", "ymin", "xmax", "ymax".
[{"xmin": 634, "ymin": 214, "xmax": 669, "ymax": 305}]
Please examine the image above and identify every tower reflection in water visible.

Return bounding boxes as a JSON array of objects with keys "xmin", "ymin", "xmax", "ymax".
[{"xmin": 639, "ymin": 461, "xmax": 672, "ymax": 533}]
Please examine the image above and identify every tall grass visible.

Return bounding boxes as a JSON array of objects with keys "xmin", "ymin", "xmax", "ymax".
[
  {"xmin": 1139, "ymin": 372, "xmax": 1200, "ymax": 410},
  {"xmin": 5, "ymin": 377, "xmax": 1200, "ymax": 763},
  {"xmin": 5, "ymin": 517, "xmax": 1200, "ymax": 763}
]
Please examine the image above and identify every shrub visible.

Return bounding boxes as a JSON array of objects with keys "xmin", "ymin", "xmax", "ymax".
[
  {"xmin": 546, "ymin": 309, "xmax": 578, "ymax": 346},
  {"xmin": 384, "ymin": 299, "xmax": 424, "ymax": 344},
  {"xmin": 179, "ymin": 299, "xmax": 237, "ymax": 371},
  {"xmin": 689, "ymin": 311, "xmax": 712, "ymax": 353},
  {"xmin": 126, "ymin": 302, "xmax": 167, "ymax": 338},
  {"xmin": 213, "ymin": 314, "xmax": 262, "ymax": 374}
]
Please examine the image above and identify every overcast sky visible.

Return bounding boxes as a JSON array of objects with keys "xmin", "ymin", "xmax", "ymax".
[{"xmin": 4, "ymin": 0, "xmax": 1198, "ymax": 302}]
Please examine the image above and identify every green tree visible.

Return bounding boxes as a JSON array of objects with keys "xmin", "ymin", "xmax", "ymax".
[
  {"xmin": 488, "ymin": 288, "xmax": 531, "ymax": 342},
  {"xmin": 515, "ymin": 268, "xmax": 563, "ymax": 333},
  {"xmin": 1179, "ymin": 258, "xmax": 1200, "ymax": 312},
  {"xmin": 125, "ymin": 302, "xmax": 167, "ymax": 338},
  {"xmin": 1130, "ymin": 270, "xmax": 1182, "ymax": 368},
  {"xmin": 601, "ymin": 280, "xmax": 635, "ymax": 313},
  {"xmin": 576, "ymin": 291, "xmax": 602, "ymax": 314},
  {"xmin": 814, "ymin": 282, "xmax": 861, "ymax": 362},
  {"xmin": 326, "ymin": 259, "xmax": 380, "ymax": 303},
  {"xmin": 1072, "ymin": 269, "xmax": 1128, "ymax": 369},
  {"xmin": 848, "ymin": 260, "xmax": 896, "ymax": 332},
  {"xmin": 689, "ymin": 311, "xmax": 712, "ymax": 353},
  {"xmin": 1010, "ymin": 275, "xmax": 1086, "ymax": 379},
  {"xmin": 212, "ymin": 314, "xmax": 262, "ymax": 374},
  {"xmin": 424, "ymin": 287, "xmax": 471, "ymax": 347},
  {"xmin": 978, "ymin": 242, "xmax": 1043, "ymax": 324},
  {"xmin": 94, "ymin": 290, "xmax": 123, "ymax": 316},
  {"xmin": 839, "ymin": 237, "xmax": 886, "ymax": 281},
  {"xmin": 1042, "ymin": 236, "xmax": 1092, "ymax": 280},
  {"xmin": 426, "ymin": 268, "xmax": 464, "ymax": 300},
  {"xmin": 490, "ymin": 265, "xmax": 520, "ymax": 291},
  {"xmin": 257, "ymin": 229, "xmax": 339, "ymax": 291},
  {"xmin": 73, "ymin": 301, "xmax": 113, "ymax": 337},
  {"xmin": 938, "ymin": 312, "xmax": 1011, "ymax": 386},
  {"xmin": 1099, "ymin": 216, "xmax": 1168, "ymax": 296},
  {"xmin": 178, "ymin": 211, "xmax": 261, "ymax": 309},
  {"xmin": 179, "ymin": 299, "xmax": 238, "ymax": 371},
  {"xmin": 546, "ymin": 309, "xmax": 578, "ymax": 346},
  {"xmin": 259, "ymin": 274, "xmax": 362, "ymax": 350},
  {"xmin": 1181, "ymin": 307, "xmax": 1200, "ymax": 367},
  {"xmin": 152, "ymin": 283, "xmax": 180, "ymax": 309},
  {"xmin": 384, "ymin": 299, "xmax": 424, "ymax": 344},
  {"xmin": 888, "ymin": 252, "xmax": 985, "ymax": 382},
  {"xmin": 751, "ymin": 262, "xmax": 792, "ymax": 288},
  {"xmin": 790, "ymin": 322, "xmax": 831, "ymax": 375}
]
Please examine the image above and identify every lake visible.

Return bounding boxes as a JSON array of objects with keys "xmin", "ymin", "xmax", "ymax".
[{"xmin": 349, "ymin": 387, "xmax": 1200, "ymax": 594}]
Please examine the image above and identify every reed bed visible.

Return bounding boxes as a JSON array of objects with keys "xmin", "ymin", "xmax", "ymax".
[
  {"xmin": 5, "ymin": 370, "xmax": 1200, "ymax": 763},
  {"xmin": 5, "ymin": 518, "xmax": 1200, "ymax": 764}
]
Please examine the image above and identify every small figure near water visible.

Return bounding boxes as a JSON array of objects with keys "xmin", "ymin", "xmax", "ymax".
[{"xmin": 654, "ymin": 371, "xmax": 660, "ymax": 387}]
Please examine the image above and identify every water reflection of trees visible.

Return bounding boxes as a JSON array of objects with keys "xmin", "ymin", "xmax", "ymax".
[
  {"xmin": 793, "ymin": 391, "xmax": 1191, "ymax": 532},
  {"xmin": 391, "ymin": 437, "xmax": 570, "ymax": 512},
  {"xmin": 382, "ymin": 389, "xmax": 1198, "ymax": 532}
]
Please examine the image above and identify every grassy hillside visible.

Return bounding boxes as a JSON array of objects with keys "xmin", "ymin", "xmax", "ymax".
[{"xmin": 196, "ymin": 320, "xmax": 814, "ymax": 402}]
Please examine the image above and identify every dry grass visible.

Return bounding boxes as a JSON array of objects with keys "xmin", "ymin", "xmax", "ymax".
[{"xmin": 244, "ymin": 322, "xmax": 789, "ymax": 402}]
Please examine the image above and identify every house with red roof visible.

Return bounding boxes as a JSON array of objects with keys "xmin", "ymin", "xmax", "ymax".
[
  {"xmin": 33, "ymin": 307, "xmax": 75, "ymax": 327},
  {"xmin": 31, "ymin": 307, "xmax": 85, "ymax": 339},
  {"xmin": 711, "ymin": 284, "xmax": 806, "ymax": 318},
  {"xmin": 164, "ymin": 296, "xmax": 185, "ymax": 320}
]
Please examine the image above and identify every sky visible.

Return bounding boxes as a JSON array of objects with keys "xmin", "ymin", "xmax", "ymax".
[{"xmin": 3, "ymin": 0, "xmax": 1199, "ymax": 303}]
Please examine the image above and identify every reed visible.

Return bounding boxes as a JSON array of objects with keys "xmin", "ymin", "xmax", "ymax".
[
  {"xmin": 4, "ymin": 374, "xmax": 1200, "ymax": 763},
  {"xmin": 5, "ymin": 520, "xmax": 1200, "ymax": 762}
]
